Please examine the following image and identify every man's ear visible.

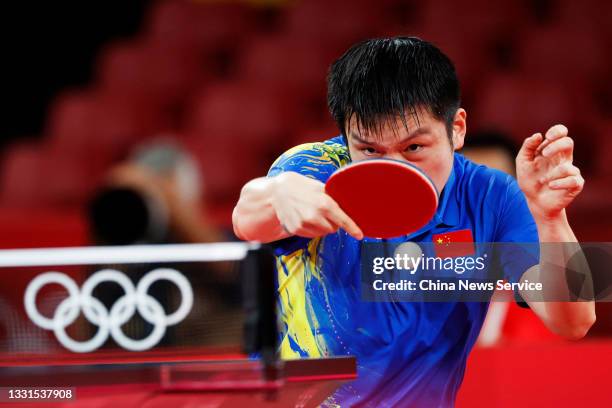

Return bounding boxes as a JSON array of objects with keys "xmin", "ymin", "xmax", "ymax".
[{"xmin": 451, "ymin": 108, "xmax": 467, "ymax": 151}]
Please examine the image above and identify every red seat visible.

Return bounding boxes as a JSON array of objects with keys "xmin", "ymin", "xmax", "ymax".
[
  {"xmin": 283, "ymin": 0, "xmax": 386, "ymax": 52},
  {"xmin": 0, "ymin": 142, "xmax": 93, "ymax": 209},
  {"xmin": 556, "ymin": 0, "xmax": 612, "ymax": 43},
  {"xmin": 593, "ymin": 120, "xmax": 612, "ymax": 177},
  {"xmin": 142, "ymin": 0, "xmax": 254, "ymax": 56},
  {"xmin": 237, "ymin": 34, "xmax": 333, "ymax": 126},
  {"xmin": 420, "ymin": 0, "xmax": 530, "ymax": 43},
  {"xmin": 95, "ymin": 39, "xmax": 205, "ymax": 112},
  {"xmin": 180, "ymin": 132, "xmax": 268, "ymax": 206},
  {"xmin": 0, "ymin": 142, "xmax": 44, "ymax": 207},
  {"xmin": 238, "ymin": 34, "xmax": 329, "ymax": 103},
  {"xmin": 472, "ymin": 73, "xmax": 578, "ymax": 144},
  {"xmin": 45, "ymin": 89, "xmax": 172, "ymax": 173},
  {"xmin": 183, "ymin": 81, "xmax": 296, "ymax": 148},
  {"xmin": 39, "ymin": 150, "xmax": 97, "ymax": 207},
  {"xmin": 413, "ymin": 0, "xmax": 532, "ymax": 100},
  {"xmin": 516, "ymin": 24, "xmax": 608, "ymax": 85}
]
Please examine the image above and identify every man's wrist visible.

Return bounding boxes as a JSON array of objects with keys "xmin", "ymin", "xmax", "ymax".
[
  {"xmin": 529, "ymin": 208, "xmax": 575, "ymax": 242},
  {"xmin": 530, "ymin": 209, "xmax": 568, "ymax": 227}
]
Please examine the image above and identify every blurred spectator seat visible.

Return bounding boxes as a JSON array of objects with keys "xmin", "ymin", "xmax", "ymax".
[
  {"xmin": 238, "ymin": 34, "xmax": 331, "ymax": 123},
  {"xmin": 416, "ymin": 0, "xmax": 531, "ymax": 92},
  {"xmin": 282, "ymin": 0, "xmax": 387, "ymax": 57},
  {"xmin": 472, "ymin": 73, "xmax": 579, "ymax": 144},
  {"xmin": 420, "ymin": 0, "xmax": 531, "ymax": 45},
  {"xmin": 183, "ymin": 81, "xmax": 295, "ymax": 148},
  {"xmin": 516, "ymin": 24, "xmax": 608, "ymax": 88},
  {"xmin": 0, "ymin": 142, "xmax": 44, "ymax": 207},
  {"xmin": 0, "ymin": 142, "xmax": 92, "ymax": 209},
  {"xmin": 556, "ymin": 0, "xmax": 612, "ymax": 44},
  {"xmin": 179, "ymin": 131, "xmax": 267, "ymax": 210},
  {"xmin": 44, "ymin": 89, "xmax": 172, "ymax": 175},
  {"xmin": 142, "ymin": 0, "xmax": 255, "ymax": 68},
  {"xmin": 96, "ymin": 39, "xmax": 204, "ymax": 115},
  {"xmin": 594, "ymin": 120, "xmax": 612, "ymax": 177},
  {"xmin": 0, "ymin": 208, "xmax": 88, "ymax": 248},
  {"xmin": 180, "ymin": 81, "xmax": 288, "ymax": 204}
]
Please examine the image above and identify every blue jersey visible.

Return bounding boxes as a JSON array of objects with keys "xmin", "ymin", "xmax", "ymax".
[{"xmin": 267, "ymin": 136, "xmax": 539, "ymax": 407}]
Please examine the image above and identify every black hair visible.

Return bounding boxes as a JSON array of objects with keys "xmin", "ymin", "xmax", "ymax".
[{"xmin": 327, "ymin": 37, "xmax": 461, "ymax": 143}]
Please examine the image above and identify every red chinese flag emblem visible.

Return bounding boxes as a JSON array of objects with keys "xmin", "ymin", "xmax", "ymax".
[{"xmin": 432, "ymin": 229, "xmax": 475, "ymax": 258}]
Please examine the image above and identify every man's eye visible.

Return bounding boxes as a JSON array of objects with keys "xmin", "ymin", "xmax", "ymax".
[
  {"xmin": 406, "ymin": 144, "xmax": 423, "ymax": 152},
  {"xmin": 363, "ymin": 147, "xmax": 378, "ymax": 155}
]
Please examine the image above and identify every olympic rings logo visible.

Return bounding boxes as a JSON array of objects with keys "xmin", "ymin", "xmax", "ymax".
[{"xmin": 24, "ymin": 268, "xmax": 193, "ymax": 353}]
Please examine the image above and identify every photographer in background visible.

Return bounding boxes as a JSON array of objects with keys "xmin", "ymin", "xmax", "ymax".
[
  {"xmin": 89, "ymin": 140, "xmax": 225, "ymax": 247},
  {"xmin": 88, "ymin": 140, "xmax": 240, "ymax": 347}
]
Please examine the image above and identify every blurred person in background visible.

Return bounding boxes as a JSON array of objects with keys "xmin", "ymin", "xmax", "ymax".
[
  {"xmin": 89, "ymin": 139, "xmax": 225, "ymax": 247},
  {"xmin": 460, "ymin": 130, "xmax": 517, "ymax": 175},
  {"xmin": 88, "ymin": 140, "xmax": 240, "ymax": 347}
]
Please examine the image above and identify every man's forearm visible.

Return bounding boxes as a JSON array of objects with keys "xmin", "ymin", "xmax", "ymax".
[{"xmin": 523, "ymin": 210, "xmax": 596, "ymax": 340}]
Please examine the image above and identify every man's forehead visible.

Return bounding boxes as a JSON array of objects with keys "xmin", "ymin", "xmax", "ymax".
[
  {"xmin": 349, "ymin": 122, "xmax": 431, "ymax": 145},
  {"xmin": 347, "ymin": 109, "xmax": 435, "ymax": 143}
]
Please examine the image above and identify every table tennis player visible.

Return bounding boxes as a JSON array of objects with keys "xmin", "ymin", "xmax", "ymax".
[{"xmin": 232, "ymin": 37, "xmax": 594, "ymax": 407}]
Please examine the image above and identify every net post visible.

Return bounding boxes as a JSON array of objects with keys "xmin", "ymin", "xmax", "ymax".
[{"xmin": 241, "ymin": 245, "xmax": 280, "ymax": 381}]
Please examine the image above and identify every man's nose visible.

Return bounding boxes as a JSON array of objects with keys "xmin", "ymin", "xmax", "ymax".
[{"xmin": 383, "ymin": 152, "xmax": 409, "ymax": 163}]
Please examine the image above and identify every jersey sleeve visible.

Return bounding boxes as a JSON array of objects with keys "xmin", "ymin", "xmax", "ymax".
[
  {"xmin": 266, "ymin": 140, "xmax": 350, "ymax": 256},
  {"xmin": 268, "ymin": 141, "xmax": 349, "ymax": 182}
]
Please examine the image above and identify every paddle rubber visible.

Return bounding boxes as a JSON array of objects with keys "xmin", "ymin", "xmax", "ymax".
[{"xmin": 325, "ymin": 159, "xmax": 438, "ymax": 238}]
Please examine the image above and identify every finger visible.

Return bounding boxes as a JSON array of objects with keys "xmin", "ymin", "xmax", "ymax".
[
  {"xmin": 548, "ymin": 175, "xmax": 584, "ymax": 191},
  {"xmin": 539, "ymin": 163, "xmax": 580, "ymax": 184},
  {"xmin": 535, "ymin": 137, "xmax": 552, "ymax": 156},
  {"xmin": 279, "ymin": 221, "xmax": 295, "ymax": 237},
  {"xmin": 535, "ymin": 125, "xmax": 569, "ymax": 156},
  {"xmin": 517, "ymin": 133, "xmax": 544, "ymax": 162},
  {"xmin": 281, "ymin": 207, "xmax": 336, "ymax": 238},
  {"xmin": 544, "ymin": 124, "xmax": 569, "ymax": 142},
  {"xmin": 541, "ymin": 137, "xmax": 574, "ymax": 159},
  {"xmin": 322, "ymin": 197, "xmax": 364, "ymax": 240},
  {"xmin": 300, "ymin": 211, "xmax": 338, "ymax": 235},
  {"xmin": 328, "ymin": 208, "xmax": 364, "ymax": 240},
  {"xmin": 292, "ymin": 217, "xmax": 338, "ymax": 237},
  {"xmin": 277, "ymin": 211, "xmax": 300, "ymax": 237}
]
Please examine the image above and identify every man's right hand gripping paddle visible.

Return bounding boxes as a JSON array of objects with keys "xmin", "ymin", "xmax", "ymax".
[{"xmin": 270, "ymin": 171, "xmax": 364, "ymax": 240}]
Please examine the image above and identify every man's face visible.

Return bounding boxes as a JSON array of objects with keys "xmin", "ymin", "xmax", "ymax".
[{"xmin": 346, "ymin": 107, "xmax": 467, "ymax": 193}]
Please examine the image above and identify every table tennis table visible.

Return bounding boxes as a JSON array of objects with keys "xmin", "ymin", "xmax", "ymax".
[{"xmin": 0, "ymin": 243, "xmax": 357, "ymax": 407}]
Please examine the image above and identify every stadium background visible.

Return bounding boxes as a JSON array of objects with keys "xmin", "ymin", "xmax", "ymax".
[{"xmin": 0, "ymin": 0, "xmax": 611, "ymax": 406}]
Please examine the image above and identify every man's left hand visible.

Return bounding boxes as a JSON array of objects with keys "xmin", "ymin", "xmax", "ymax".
[{"xmin": 516, "ymin": 124, "xmax": 584, "ymax": 220}]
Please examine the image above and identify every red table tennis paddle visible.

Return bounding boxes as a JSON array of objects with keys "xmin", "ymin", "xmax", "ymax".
[{"xmin": 325, "ymin": 159, "xmax": 438, "ymax": 238}]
